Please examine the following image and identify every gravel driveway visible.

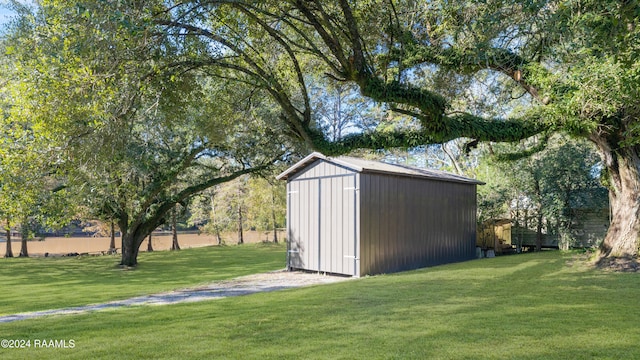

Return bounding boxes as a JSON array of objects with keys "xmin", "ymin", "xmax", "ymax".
[{"xmin": 0, "ymin": 270, "xmax": 352, "ymax": 323}]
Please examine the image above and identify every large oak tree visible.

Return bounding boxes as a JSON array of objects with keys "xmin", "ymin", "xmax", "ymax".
[
  {"xmin": 5, "ymin": 1, "xmax": 639, "ymax": 261},
  {"xmin": 154, "ymin": 0, "xmax": 640, "ymax": 259}
]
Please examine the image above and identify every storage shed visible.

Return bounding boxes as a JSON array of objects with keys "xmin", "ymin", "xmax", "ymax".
[{"xmin": 276, "ymin": 152, "xmax": 484, "ymax": 277}]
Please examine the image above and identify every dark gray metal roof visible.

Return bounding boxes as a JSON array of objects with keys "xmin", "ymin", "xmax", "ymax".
[{"xmin": 276, "ymin": 152, "xmax": 485, "ymax": 185}]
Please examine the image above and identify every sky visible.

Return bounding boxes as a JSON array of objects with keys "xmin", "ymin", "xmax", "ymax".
[
  {"xmin": 0, "ymin": 7, "xmax": 14, "ymax": 26},
  {"xmin": 0, "ymin": 1, "xmax": 29, "ymax": 27}
]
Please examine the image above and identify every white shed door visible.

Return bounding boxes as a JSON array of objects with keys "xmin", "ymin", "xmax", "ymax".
[{"xmin": 287, "ymin": 174, "xmax": 358, "ymax": 276}]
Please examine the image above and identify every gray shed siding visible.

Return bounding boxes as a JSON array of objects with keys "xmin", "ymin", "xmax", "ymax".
[
  {"xmin": 359, "ymin": 173, "xmax": 477, "ymax": 275},
  {"xmin": 281, "ymin": 154, "xmax": 479, "ymax": 277}
]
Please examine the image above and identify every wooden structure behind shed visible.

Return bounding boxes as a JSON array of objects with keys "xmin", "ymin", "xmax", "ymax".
[
  {"xmin": 277, "ymin": 152, "xmax": 484, "ymax": 277},
  {"xmin": 512, "ymin": 207, "xmax": 609, "ymax": 250},
  {"xmin": 477, "ymin": 219, "xmax": 513, "ymax": 254}
]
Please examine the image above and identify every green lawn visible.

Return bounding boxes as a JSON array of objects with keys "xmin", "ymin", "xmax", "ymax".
[
  {"xmin": 0, "ymin": 243, "xmax": 286, "ymax": 315},
  {"xmin": 1, "ymin": 251, "xmax": 639, "ymax": 359}
]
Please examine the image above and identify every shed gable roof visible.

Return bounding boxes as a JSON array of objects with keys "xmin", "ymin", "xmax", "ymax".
[{"xmin": 276, "ymin": 152, "xmax": 485, "ymax": 185}]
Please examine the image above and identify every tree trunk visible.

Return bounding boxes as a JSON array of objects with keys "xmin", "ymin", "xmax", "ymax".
[
  {"xmin": 442, "ymin": 143, "xmax": 463, "ymax": 175},
  {"xmin": 171, "ymin": 208, "xmax": 180, "ymax": 251},
  {"xmin": 271, "ymin": 190, "xmax": 278, "ymax": 243},
  {"xmin": 121, "ymin": 241, "xmax": 140, "ymax": 267},
  {"xmin": 513, "ymin": 196, "xmax": 522, "ymax": 251},
  {"xmin": 19, "ymin": 235, "xmax": 29, "ymax": 257},
  {"xmin": 600, "ymin": 180, "xmax": 640, "ymax": 257},
  {"xmin": 592, "ymin": 136, "xmax": 640, "ymax": 259},
  {"xmin": 120, "ymin": 231, "xmax": 145, "ymax": 267},
  {"xmin": 535, "ymin": 210, "xmax": 543, "ymax": 252},
  {"xmin": 272, "ymin": 212, "xmax": 278, "ymax": 243},
  {"xmin": 4, "ymin": 223, "xmax": 13, "ymax": 258},
  {"xmin": 210, "ymin": 193, "xmax": 223, "ymax": 245},
  {"xmin": 534, "ymin": 179, "xmax": 543, "ymax": 252},
  {"xmin": 237, "ymin": 205, "xmax": 244, "ymax": 244},
  {"xmin": 147, "ymin": 233, "xmax": 153, "ymax": 252},
  {"xmin": 237, "ymin": 187, "xmax": 244, "ymax": 245},
  {"xmin": 109, "ymin": 220, "xmax": 116, "ymax": 254},
  {"xmin": 119, "ymin": 221, "xmax": 155, "ymax": 267},
  {"xmin": 118, "ymin": 210, "xmax": 170, "ymax": 266}
]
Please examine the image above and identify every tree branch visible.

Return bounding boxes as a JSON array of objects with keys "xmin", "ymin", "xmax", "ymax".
[
  {"xmin": 398, "ymin": 43, "xmax": 550, "ymax": 104},
  {"xmin": 232, "ymin": 4, "xmax": 312, "ymax": 126}
]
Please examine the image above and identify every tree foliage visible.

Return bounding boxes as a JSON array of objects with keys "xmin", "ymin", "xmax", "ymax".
[
  {"xmin": 152, "ymin": 0, "xmax": 640, "ymax": 258},
  {"xmin": 3, "ymin": 0, "xmax": 639, "ymax": 259},
  {"xmin": 479, "ymin": 136, "xmax": 608, "ymax": 249},
  {"xmin": 188, "ymin": 173, "xmax": 286, "ymax": 243},
  {"xmin": 0, "ymin": 14, "xmax": 72, "ymax": 257},
  {"xmin": 2, "ymin": 1, "xmax": 287, "ymax": 265}
]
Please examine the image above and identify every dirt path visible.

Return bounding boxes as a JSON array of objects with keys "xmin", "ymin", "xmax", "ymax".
[{"xmin": 0, "ymin": 270, "xmax": 352, "ymax": 323}]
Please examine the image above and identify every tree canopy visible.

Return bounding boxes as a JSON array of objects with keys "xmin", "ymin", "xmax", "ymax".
[
  {"xmin": 2, "ymin": 0, "xmax": 639, "ymax": 260},
  {"xmin": 152, "ymin": 0, "xmax": 640, "ymax": 258},
  {"xmin": 1, "ymin": 1, "xmax": 288, "ymax": 265}
]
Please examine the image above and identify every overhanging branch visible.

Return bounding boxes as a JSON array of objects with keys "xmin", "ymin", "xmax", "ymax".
[
  {"xmin": 397, "ymin": 42, "xmax": 549, "ymax": 104},
  {"xmin": 311, "ymin": 112, "xmax": 549, "ymax": 156}
]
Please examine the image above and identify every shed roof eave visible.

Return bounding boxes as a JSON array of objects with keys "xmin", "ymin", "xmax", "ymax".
[
  {"xmin": 276, "ymin": 152, "xmax": 485, "ymax": 185},
  {"xmin": 335, "ymin": 156, "xmax": 485, "ymax": 185},
  {"xmin": 275, "ymin": 152, "xmax": 325, "ymax": 181},
  {"xmin": 276, "ymin": 152, "xmax": 364, "ymax": 181},
  {"xmin": 359, "ymin": 168, "xmax": 485, "ymax": 185}
]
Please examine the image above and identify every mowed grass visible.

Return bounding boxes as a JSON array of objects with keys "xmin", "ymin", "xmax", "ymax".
[
  {"xmin": 1, "ymin": 251, "xmax": 639, "ymax": 359},
  {"xmin": 0, "ymin": 243, "xmax": 286, "ymax": 315}
]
